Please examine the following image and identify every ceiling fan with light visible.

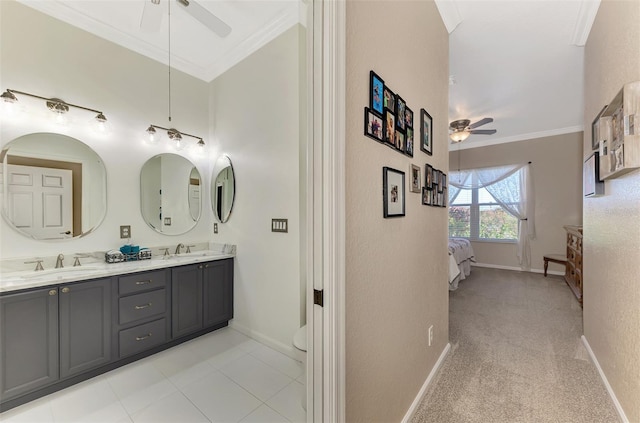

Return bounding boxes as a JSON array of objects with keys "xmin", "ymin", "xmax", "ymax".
[
  {"xmin": 449, "ymin": 117, "xmax": 496, "ymax": 142},
  {"xmin": 140, "ymin": 0, "xmax": 232, "ymax": 38}
]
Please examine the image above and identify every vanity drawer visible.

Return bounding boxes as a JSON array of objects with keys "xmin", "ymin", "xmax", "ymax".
[
  {"xmin": 119, "ymin": 270, "xmax": 167, "ymax": 296},
  {"xmin": 119, "ymin": 289, "xmax": 166, "ymax": 325},
  {"xmin": 119, "ymin": 318, "xmax": 166, "ymax": 358}
]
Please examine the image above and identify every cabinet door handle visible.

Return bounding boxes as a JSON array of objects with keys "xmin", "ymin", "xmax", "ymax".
[
  {"xmin": 135, "ymin": 333, "xmax": 152, "ymax": 341},
  {"xmin": 49, "ymin": 289, "xmax": 57, "ymax": 296},
  {"xmin": 205, "ymin": 264, "xmax": 210, "ymax": 268},
  {"xmin": 61, "ymin": 287, "xmax": 70, "ymax": 294},
  {"xmin": 135, "ymin": 280, "xmax": 152, "ymax": 285},
  {"xmin": 198, "ymin": 265, "xmax": 204, "ymax": 269},
  {"xmin": 134, "ymin": 303, "xmax": 152, "ymax": 310}
]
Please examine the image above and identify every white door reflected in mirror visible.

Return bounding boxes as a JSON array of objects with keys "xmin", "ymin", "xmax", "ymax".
[{"xmin": 140, "ymin": 153, "xmax": 202, "ymax": 235}]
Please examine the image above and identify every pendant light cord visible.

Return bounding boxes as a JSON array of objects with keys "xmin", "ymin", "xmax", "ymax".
[{"xmin": 168, "ymin": 0, "xmax": 172, "ymax": 122}]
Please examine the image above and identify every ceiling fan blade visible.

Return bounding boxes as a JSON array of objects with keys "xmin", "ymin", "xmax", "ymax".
[
  {"xmin": 177, "ymin": 0, "xmax": 232, "ymax": 38},
  {"xmin": 470, "ymin": 129, "xmax": 497, "ymax": 135},
  {"xmin": 468, "ymin": 117, "xmax": 493, "ymax": 129},
  {"xmin": 140, "ymin": 0, "xmax": 163, "ymax": 33}
]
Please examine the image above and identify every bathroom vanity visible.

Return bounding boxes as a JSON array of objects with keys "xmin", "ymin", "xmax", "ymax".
[{"xmin": 0, "ymin": 253, "xmax": 234, "ymax": 412}]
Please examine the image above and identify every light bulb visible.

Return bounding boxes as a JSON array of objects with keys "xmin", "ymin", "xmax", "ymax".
[
  {"xmin": 195, "ymin": 139, "xmax": 206, "ymax": 155},
  {"xmin": 146, "ymin": 126, "xmax": 158, "ymax": 144},
  {"xmin": 93, "ymin": 113, "xmax": 111, "ymax": 134},
  {"xmin": 173, "ymin": 138, "xmax": 184, "ymax": 151}
]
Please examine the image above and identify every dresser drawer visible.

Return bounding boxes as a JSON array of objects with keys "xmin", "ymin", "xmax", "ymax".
[
  {"xmin": 119, "ymin": 289, "xmax": 166, "ymax": 325},
  {"xmin": 119, "ymin": 318, "xmax": 166, "ymax": 358},
  {"xmin": 119, "ymin": 270, "xmax": 167, "ymax": 296}
]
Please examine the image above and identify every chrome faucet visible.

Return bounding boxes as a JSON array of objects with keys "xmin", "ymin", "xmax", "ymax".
[
  {"xmin": 55, "ymin": 254, "xmax": 65, "ymax": 269},
  {"xmin": 174, "ymin": 243, "xmax": 185, "ymax": 255}
]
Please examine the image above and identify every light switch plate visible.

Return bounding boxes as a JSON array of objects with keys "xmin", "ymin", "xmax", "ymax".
[
  {"xmin": 120, "ymin": 225, "xmax": 131, "ymax": 239},
  {"xmin": 272, "ymin": 218, "xmax": 288, "ymax": 233}
]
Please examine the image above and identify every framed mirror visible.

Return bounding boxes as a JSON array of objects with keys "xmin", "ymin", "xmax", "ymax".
[
  {"xmin": 211, "ymin": 155, "xmax": 235, "ymax": 223},
  {"xmin": 140, "ymin": 153, "xmax": 201, "ymax": 235},
  {"xmin": 0, "ymin": 132, "xmax": 107, "ymax": 240}
]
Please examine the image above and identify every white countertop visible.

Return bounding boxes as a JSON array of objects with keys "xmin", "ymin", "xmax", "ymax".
[{"xmin": 0, "ymin": 251, "xmax": 234, "ymax": 293}]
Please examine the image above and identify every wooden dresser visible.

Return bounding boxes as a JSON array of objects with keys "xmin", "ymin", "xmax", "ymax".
[{"xmin": 564, "ymin": 225, "xmax": 583, "ymax": 304}]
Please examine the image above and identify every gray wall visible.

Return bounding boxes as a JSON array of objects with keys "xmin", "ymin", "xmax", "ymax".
[
  {"xmin": 345, "ymin": 1, "xmax": 449, "ymax": 421},
  {"xmin": 583, "ymin": 1, "xmax": 640, "ymax": 421}
]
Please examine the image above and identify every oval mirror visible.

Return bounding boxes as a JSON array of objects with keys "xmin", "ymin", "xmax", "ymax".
[
  {"xmin": 0, "ymin": 132, "xmax": 107, "ymax": 240},
  {"xmin": 211, "ymin": 155, "xmax": 235, "ymax": 223},
  {"xmin": 140, "ymin": 153, "xmax": 201, "ymax": 235}
]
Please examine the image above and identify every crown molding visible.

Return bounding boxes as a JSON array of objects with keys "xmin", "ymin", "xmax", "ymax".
[
  {"xmin": 449, "ymin": 125, "xmax": 584, "ymax": 151},
  {"xmin": 434, "ymin": 0, "xmax": 463, "ymax": 34},
  {"xmin": 570, "ymin": 0, "xmax": 601, "ymax": 46}
]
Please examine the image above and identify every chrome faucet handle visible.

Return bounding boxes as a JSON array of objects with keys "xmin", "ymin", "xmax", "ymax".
[
  {"xmin": 25, "ymin": 259, "xmax": 44, "ymax": 271},
  {"xmin": 161, "ymin": 248, "xmax": 171, "ymax": 258},
  {"xmin": 72, "ymin": 253, "xmax": 91, "ymax": 267},
  {"xmin": 55, "ymin": 254, "xmax": 65, "ymax": 269},
  {"xmin": 186, "ymin": 245, "xmax": 195, "ymax": 253},
  {"xmin": 174, "ymin": 243, "xmax": 185, "ymax": 255}
]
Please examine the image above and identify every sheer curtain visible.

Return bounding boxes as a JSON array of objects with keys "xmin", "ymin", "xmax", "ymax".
[{"xmin": 449, "ymin": 163, "xmax": 535, "ymax": 270}]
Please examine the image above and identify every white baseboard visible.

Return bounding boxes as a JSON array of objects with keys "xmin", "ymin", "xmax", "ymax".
[
  {"xmin": 229, "ymin": 321, "xmax": 301, "ymax": 361},
  {"xmin": 581, "ymin": 335, "xmax": 629, "ymax": 423},
  {"xmin": 471, "ymin": 262, "xmax": 564, "ymax": 276},
  {"xmin": 401, "ymin": 343, "xmax": 451, "ymax": 423}
]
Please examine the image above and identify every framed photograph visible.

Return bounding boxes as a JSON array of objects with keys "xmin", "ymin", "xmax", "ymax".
[
  {"xmin": 420, "ymin": 108, "xmax": 433, "ymax": 155},
  {"xmin": 410, "ymin": 164, "xmax": 421, "ymax": 193},
  {"xmin": 405, "ymin": 107, "xmax": 414, "ymax": 129},
  {"xmin": 383, "ymin": 86, "xmax": 395, "ymax": 112},
  {"xmin": 396, "ymin": 96, "xmax": 406, "ymax": 130},
  {"xmin": 370, "ymin": 71, "xmax": 384, "ymax": 115},
  {"xmin": 592, "ymin": 105, "xmax": 607, "ymax": 151},
  {"xmin": 584, "ymin": 152, "xmax": 604, "ymax": 197},
  {"xmin": 422, "ymin": 187, "xmax": 432, "ymax": 205},
  {"xmin": 425, "ymin": 163, "xmax": 433, "ymax": 188},
  {"xmin": 395, "ymin": 129, "xmax": 405, "ymax": 152},
  {"xmin": 364, "ymin": 108, "xmax": 384, "ymax": 142},
  {"xmin": 383, "ymin": 167, "xmax": 405, "ymax": 218},
  {"xmin": 406, "ymin": 128, "xmax": 414, "ymax": 157},
  {"xmin": 383, "ymin": 110, "xmax": 396, "ymax": 147},
  {"xmin": 441, "ymin": 172, "xmax": 447, "ymax": 189}
]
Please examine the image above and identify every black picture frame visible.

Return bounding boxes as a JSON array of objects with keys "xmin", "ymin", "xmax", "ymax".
[
  {"xmin": 591, "ymin": 105, "xmax": 607, "ymax": 151},
  {"xmin": 383, "ymin": 86, "xmax": 395, "ymax": 113},
  {"xmin": 420, "ymin": 108, "xmax": 433, "ymax": 155},
  {"xmin": 383, "ymin": 110, "xmax": 396, "ymax": 147},
  {"xmin": 394, "ymin": 129, "xmax": 406, "ymax": 153},
  {"xmin": 396, "ymin": 96, "xmax": 406, "ymax": 130},
  {"xmin": 364, "ymin": 107, "xmax": 384, "ymax": 142},
  {"xmin": 405, "ymin": 107, "xmax": 414, "ymax": 129},
  {"xmin": 422, "ymin": 187, "xmax": 432, "ymax": 205},
  {"xmin": 425, "ymin": 163, "xmax": 433, "ymax": 188},
  {"xmin": 383, "ymin": 167, "xmax": 405, "ymax": 218},
  {"xmin": 405, "ymin": 127, "xmax": 414, "ymax": 157},
  {"xmin": 370, "ymin": 71, "xmax": 384, "ymax": 115}
]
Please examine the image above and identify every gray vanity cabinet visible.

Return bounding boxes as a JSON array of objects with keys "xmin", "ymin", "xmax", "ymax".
[
  {"xmin": 171, "ymin": 264, "xmax": 204, "ymax": 338},
  {"xmin": 203, "ymin": 259, "xmax": 234, "ymax": 328},
  {"xmin": 172, "ymin": 258, "xmax": 234, "ymax": 338},
  {"xmin": 0, "ymin": 288, "xmax": 59, "ymax": 400},
  {"xmin": 59, "ymin": 278, "xmax": 112, "ymax": 378}
]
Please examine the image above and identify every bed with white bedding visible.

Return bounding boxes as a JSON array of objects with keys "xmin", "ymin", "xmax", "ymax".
[{"xmin": 448, "ymin": 238, "xmax": 475, "ymax": 290}]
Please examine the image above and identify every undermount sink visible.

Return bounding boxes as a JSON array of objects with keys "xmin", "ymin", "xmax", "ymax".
[{"xmin": 2, "ymin": 265, "xmax": 103, "ymax": 282}]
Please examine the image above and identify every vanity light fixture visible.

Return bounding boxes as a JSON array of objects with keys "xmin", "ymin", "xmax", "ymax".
[
  {"xmin": 145, "ymin": 124, "xmax": 205, "ymax": 151},
  {"xmin": 1, "ymin": 88, "xmax": 110, "ymax": 132}
]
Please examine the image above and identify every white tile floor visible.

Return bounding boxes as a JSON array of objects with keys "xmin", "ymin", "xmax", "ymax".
[{"xmin": 1, "ymin": 328, "xmax": 306, "ymax": 423}]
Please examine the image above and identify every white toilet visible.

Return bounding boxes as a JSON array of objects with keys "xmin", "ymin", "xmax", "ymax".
[{"xmin": 293, "ymin": 324, "xmax": 307, "ymax": 411}]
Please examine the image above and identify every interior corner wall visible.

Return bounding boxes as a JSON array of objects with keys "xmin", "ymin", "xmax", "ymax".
[
  {"xmin": 209, "ymin": 25, "xmax": 303, "ymax": 356},
  {"xmin": 583, "ymin": 1, "xmax": 640, "ymax": 421},
  {"xmin": 0, "ymin": 1, "xmax": 211, "ymax": 258},
  {"xmin": 448, "ymin": 132, "xmax": 584, "ymax": 273},
  {"xmin": 345, "ymin": 1, "xmax": 449, "ymax": 421}
]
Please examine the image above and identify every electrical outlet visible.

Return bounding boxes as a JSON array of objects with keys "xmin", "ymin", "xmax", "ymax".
[
  {"xmin": 428, "ymin": 325, "xmax": 433, "ymax": 347},
  {"xmin": 214, "ymin": 223, "xmax": 218, "ymax": 234},
  {"xmin": 120, "ymin": 225, "xmax": 131, "ymax": 239}
]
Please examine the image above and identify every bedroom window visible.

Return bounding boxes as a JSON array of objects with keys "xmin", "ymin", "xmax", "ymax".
[{"xmin": 449, "ymin": 180, "xmax": 518, "ymax": 242}]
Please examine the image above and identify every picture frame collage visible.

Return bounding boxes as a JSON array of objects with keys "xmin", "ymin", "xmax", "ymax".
[
  {"xmin": 364, "ymin": 71, "xmax": 414, "ymax": 157},
  {"xmin": 422, "ymin": 164, "xmax": 447, "ymax": 207}
]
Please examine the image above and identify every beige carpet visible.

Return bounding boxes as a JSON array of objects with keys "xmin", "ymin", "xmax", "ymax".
[{"xmin": 412, "ymin": 267, "xmax": 620, "ymax": 423}]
